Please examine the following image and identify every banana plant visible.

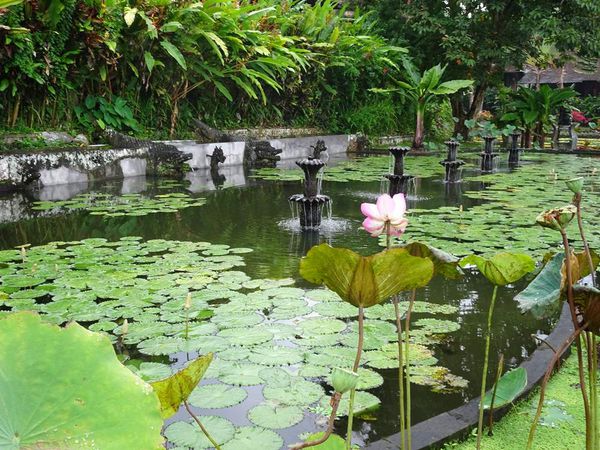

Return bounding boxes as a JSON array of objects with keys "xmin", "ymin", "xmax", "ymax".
[
  {"xmin": 501, "ymin": 85, "xmax": 577, "ymax": 148},
  {"xmin": 374, "ymin": 60, "xmax": 472, "ymax": 150}
]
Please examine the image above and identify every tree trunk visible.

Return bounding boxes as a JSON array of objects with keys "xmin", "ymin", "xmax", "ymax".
[
  {"xmin": 452, "ymin": 82, "xmax": 487, "ymax": 140},
  {"xmin": 412, "ymin": 103, "xmax": 425, "ymax": 150}
]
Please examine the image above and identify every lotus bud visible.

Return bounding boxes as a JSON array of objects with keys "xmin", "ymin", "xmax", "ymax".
[
  {"xmin": 184, "ymin": 293, "xmax": 192, "ymax": 310},
  {"xmin": 536, "ymin": 205, "xmax": 577, "ymax": 231},
  {"xmin": 122, "ymin": 319, "xmax": 129, "ymax": 335},
  {"xmin": 566, "ymin": 177, "xmax": 584, "ymax": 195},
  {"xmin": 331, "ymin": 367, "xmax": 359, "ymax": 394}
]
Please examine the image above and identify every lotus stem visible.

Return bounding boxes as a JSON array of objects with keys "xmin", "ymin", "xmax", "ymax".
[
  {"xmin": 526, "ymin": 325, "xmax": 586, "ymax": 450},
  {"xmin": 405, "ymin": 288, "xmax": 416, "ymax": 450},
  {"xmin": 184, "ymin": 400, "xmax": 222, "ymax": 450},
  {"xmin": 291, "ymin": 392, "xmax": 342, "ymax": 449},
  {"xmin": 560, "ymin": 229, "xmax": 592, "ymax": 448},
  {"xmin": 393, "ymin": 297, "xmax": 406, "ymax": 450},
  {"xmin": 346, "ymin": 305, "xmax": 365, "ymax": 450},
  {"xmin": 573, "ymin": 193, "xmax": 595, "ymax": 286},
  {"xmin": 476, "ymin": 284, "xmax": 498, "ymax": 450},
  {"xmin": 488, "ymin": 353, "xmax": 504, "ymax": 436}
]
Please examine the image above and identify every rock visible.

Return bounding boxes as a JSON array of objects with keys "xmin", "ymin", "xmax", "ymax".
[
  {"xmin": 39, "ymin": 132, "xmax": 74, "ymax": 145},
  {"xmin": 72, "ymin": 134, "xmax": 89, "ymax": 146}
]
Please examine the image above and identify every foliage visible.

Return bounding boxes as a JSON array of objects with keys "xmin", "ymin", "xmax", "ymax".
[
  {"xmin": 460, "ymin": 253, "xmax": 535, "ymax": 286},
  {"xmin": 299, "ymin": 244, "xmax": 434, "ymax": 307},
  {"xmin": 0, "ymin": 0, "xmax": 405, "ymax": 136},
  {"xmin": 0, "ymin": 311, "xmax": 164, "ymax": 449},
  {"xmin": 501, "ymin": 85, "xmax": 577, "ymax": 147},
  {"xmin": 373, "ymin": 60, "xmax": 472, "ymax": 149},
  {"xmin": 482, "ymin": 367, "xmax": 528, "ymax": 410}
]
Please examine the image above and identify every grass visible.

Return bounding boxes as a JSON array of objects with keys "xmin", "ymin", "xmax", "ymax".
[{"xmin": 444, "ymin": 351, "xmax": 589, "ymax": 450}]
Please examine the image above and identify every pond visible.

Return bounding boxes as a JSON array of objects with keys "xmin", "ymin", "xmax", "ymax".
[{"xmin": 0, "ymin": 150, "xmax": 598, "ymax": 449}]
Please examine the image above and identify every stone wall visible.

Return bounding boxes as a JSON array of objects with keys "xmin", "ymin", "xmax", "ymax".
[{"xmin": 0, "ymin": 134, "xmax": 352, "ymax": 191}]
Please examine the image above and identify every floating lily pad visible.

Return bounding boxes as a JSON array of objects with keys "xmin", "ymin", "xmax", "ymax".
[
  {"xmin": 164, "ymin": 416, "xmax": 235, "ymax": 449},
  {"xmin": 248, "ymin": 404, "xmax": 304, "ymax": 429},
  {"xmin": 221, "ymin": 426, "xmax": 283, "ymax": 450},
  {"xmin": 263, "ymin": 379, "xmax": 324, "ymax": 406},
  {"xmin": 189, "ymin": 384, "xmax": 248, "ymax": 409}
]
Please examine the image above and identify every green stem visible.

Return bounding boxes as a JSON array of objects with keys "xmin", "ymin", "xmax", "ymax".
[
  {"xmin": 393, "ymin": 297, "xmax": 406, "ymax": 450},
  {"xmin": 292, "ymin": 393, "xmax": 342, "ymax": 449},
  {"xmin": 574, "ymin": 193, "xmax": 596, "ymax": 286},
  {"xmin": 488, "ymin": 354, "xmax": 504, "ymax": 436},
  {"xmin": 560, "ymin": 229, "xmax": 592, "ymax": 449},
  {"xmin": 476, "ymin": 284, "xmax": 498, "ymax": 450},
  {"xmin": 386, "ymin": 223, "xmax": 406, "ymax": 450},
  {"xmin": 405, "ymin": 289, "xmax": 416, "ymax": 450},
  {"xmin": 346, "ymin": 306, "xmax": 365, "ymax": 450},
  {"xmin": 184, "ymin": 400, "xmax": 222, "ymax": 450}
]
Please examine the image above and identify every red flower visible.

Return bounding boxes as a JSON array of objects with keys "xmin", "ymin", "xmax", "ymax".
[{"xmin": 572, "ymin": 111, "xmax": 589, "ymax": 124}]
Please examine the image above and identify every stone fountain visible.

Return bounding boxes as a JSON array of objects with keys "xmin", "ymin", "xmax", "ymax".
[
  {"xmin": 385, "ymin": 147, "xmax": 414, "ymax": 195},
  {"xmin": 289, "ymin": 158, "xmax": 330, "ymax": 230},
  {"xmin": 508, "ymin": 131, "xmax": 522, "ymax": 166},
  {"xmin": 440, "ymin": 140, "xmax": 464, "ymax": 183},
  {"xmin": 480, "ymin": 136, "xmax": 498, "ymax": 172}
]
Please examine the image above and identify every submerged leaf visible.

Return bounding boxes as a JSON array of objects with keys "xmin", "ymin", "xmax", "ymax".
[
  {"xmin": 300, "ymin": 244, "xmax": 434, "ymax": 307},
  {"xmin": 150, "ymin": 353, "xmax": 213, "ymax": 418}
]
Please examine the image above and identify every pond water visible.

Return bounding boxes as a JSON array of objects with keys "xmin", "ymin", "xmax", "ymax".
[{"xmin": 1, "ymin": 151, "xmax": 598, "ymax": 448}]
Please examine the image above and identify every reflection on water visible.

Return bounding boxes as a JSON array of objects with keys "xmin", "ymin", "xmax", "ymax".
[{"xmin": 0, "ymin": 158, "xmax": 555, "ymax": 443}]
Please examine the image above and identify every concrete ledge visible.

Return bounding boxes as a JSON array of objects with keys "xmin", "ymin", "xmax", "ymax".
[{"xmin": 365, "ymin": 303, "xmax": 574, "ymax": 450}]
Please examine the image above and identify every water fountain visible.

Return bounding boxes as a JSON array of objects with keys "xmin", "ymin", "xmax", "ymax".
[
  {"xmin": 480, "ymin": 136, "xmax": 498, "ymax": 172},
  {"xmin": 289, "ymin": 158, "xmax": 330, "ymax": 230},
  {"xmin": 440, "ymin": 140, "xmax": 464, "ymax": 183},
  {"xmin": 508, "ymin": 131, "xmax": 522, "ymax": 166},
  {"xmin": 385, "ymin": 147, "xmax": 414, "ymax": 195}
]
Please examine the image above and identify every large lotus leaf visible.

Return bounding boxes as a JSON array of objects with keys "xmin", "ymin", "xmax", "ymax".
[
  {"xmin": 300, "ymin": 244, "xmax": 434, "ymax": 308},
  {"xmin": 572, "ymin": 284, "xmax": 600, "ymax": 335},
  {"xmin": 483, "ymin": 367, "xmax": 527, "ymax": 409},
  {"xmin": 514, "ymin": 253, "xmax": 564, "ymax": 317},
  {"xmin": 150, "ymin": 353, "xmax": 213, "ymax": 419},
  {"xmin": 0, "ymin": 312, "xmax": 164, "ymax": 449},
  {"xmin": 460, "ymin": 252, "xmax": 535, "ymax": 286},
  {"xmin": 401, "ymin": 242, "xmax": 463, "ymax": 279},
  {"xmin": 302, "ymin": 433, "xmax": 346, "ymax": 449}
]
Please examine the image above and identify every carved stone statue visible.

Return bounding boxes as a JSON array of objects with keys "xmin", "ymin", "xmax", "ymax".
[{"xmin": 243, "ymin": 140, "xmax": 282, "ymax": 168}]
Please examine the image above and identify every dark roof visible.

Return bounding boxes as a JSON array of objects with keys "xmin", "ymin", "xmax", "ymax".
[{"xmin": 517, "ymin": 62, "xmax": 600, "ymax": 85}]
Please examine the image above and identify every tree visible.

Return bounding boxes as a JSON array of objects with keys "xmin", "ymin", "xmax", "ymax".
[
  {"xmin": 375, "ymin": 60, "xmax": 472, "ymax": 150},
  {"xmin": 373, "ymin": 0, "xmax": 600, "ymax": 138}
]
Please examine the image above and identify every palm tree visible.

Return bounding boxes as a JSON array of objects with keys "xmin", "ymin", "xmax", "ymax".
[{"xmin": 380, "ymin": 60, "xmax": 473, "ymax": 150}]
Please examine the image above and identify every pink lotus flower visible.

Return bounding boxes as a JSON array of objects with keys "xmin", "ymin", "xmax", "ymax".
[{"xmin": 360, "ymin": 193, "xmax": 408, "ymax": 237}]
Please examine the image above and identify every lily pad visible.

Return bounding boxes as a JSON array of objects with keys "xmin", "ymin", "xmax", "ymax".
[
  {"xmin": 248, "ymin": 404, "xmax": 304, "ymax": 429},
  {"xmin": 221, "ymin": 426, "xmax": 283, "ymax": 450},
  {"xmin": 188, "ymin": 384, "xmax": 248, "ymax": 409},
  {"xmin": 164, "ymin": 416, "xmax": 235, "ymax": 449}
]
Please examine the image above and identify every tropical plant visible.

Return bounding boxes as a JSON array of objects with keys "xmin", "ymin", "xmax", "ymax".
[
  {"xmin": 374, "ymin": 60, "xmax": 473, "ymax": 150},
  {"xmin": 459, "ymin": 252, "xmax": 535, "ymax": 449},
  {"xmin": 501, "ymin": 85, "xmax": 577, "ymax": 148}
]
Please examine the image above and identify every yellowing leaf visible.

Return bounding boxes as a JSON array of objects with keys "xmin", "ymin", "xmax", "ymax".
[{"xmin": 150, "ymin": 353, "xmax": 213, "ymax": 419}]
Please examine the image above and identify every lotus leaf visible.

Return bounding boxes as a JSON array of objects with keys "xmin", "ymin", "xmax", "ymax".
[
  {"xmin": 0, "ymin": 312, "xmax": 164, "ymax": 449},
  {"xmin": 300, "ymin": 244, "xmax": 434, "ymax": 307},
  {"xmin": 189, "ymin": 383, "xmax": 248, "ymax": 409},
  {"xmin": 221, "ymin": 426, "xmax": 283, "ymax": 450},
  {"xmin": 483, "ymin": 367, "xmax": 527, "ymax": 409},
  {"xmin": 164, "ymin": 416, "xmax": 235, "ymax": 449},
  {"xmin": 460, "ymin": 252, "xmax": 535, "ymax": 286},
  {"xmin": 248, "ymin": 404, "xmax": 304, "ymax": 429}
]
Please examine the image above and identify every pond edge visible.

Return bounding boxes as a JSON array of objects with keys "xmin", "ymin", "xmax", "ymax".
[{"xmin": 365, "ymin": 302, "xmax": 573, "ymax": 450}]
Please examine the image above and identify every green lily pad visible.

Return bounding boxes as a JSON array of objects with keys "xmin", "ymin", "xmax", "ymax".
[
  {"xmin": 221, "ymin": 426, "xmax": 283, "ymax": 450},
  {"xmin": 164, "ymin": 416, "xmax": 235, "ymax": 449},
  {"xmin": 248, "ymin": 403, "xmax": 304, "ymax": 429},
  {"xmin": 188, "ymin": 384, "xmax": 248, "ymax": 409},
  {"xmin": 263, "ymin": 379, "xmax": 324, "ymax": 406}
]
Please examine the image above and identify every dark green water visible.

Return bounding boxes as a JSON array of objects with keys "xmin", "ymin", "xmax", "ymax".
[{"xmin": 0, "ymin": 158, "xmax": 554, "ymax": 447}]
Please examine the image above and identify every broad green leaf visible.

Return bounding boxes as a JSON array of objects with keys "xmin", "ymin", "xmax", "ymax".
[
  {"xmin": 248, "ymin": 404, "xmax": 303, "ymax": 429},
  {"xmin": 460, "ymin": 252, "xmax": 535, "ymax": 286},
  {"xmin": 165, "ymin": 417, "xmax": 235, "ymax": 449},
  {"xmin": 300, "ymin": 245, "xmax": 434, "ymax": 308},
  {"xmin": 150, "ymin": 353, "xmax": 213, "ymax": 418},
  {"xmin": 160, "ymin": 40, "xmax": 187, "ymax": 70},
  {"xmin": 302, "ymin": 433, "xmax": 346, "ymax": 449},
  {"xmin": 514, "ymin": 253, "xmax": 564, "ymax": 317},
  {"xmin": 144, "ymin": 51, "xmax": 155, "ymax": 72},
  {"xmin": 402, "ymin": 242, "xmax": 463, "ymax": 279},
  {"xmin": 188, "ymin": 384, "xmax": 247, "ymax": 409},
  {"xmin": 0, "ymin": 312, "xmax": 163, "ymax": 449},
  {"xmin": 483, "ymin": 367, "xmax": 527, "ymax": 409},
  {"xmin": 430, "ymin": 79, "xmax": 473, "ymax": 95},
  {"xmin": 221, "ymin": 426, "xmax": 283, "ymax": 450}
]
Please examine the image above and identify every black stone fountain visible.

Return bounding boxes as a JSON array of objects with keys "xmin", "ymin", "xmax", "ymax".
[
  {"xmin": 508, "ymin": 131, "xmax": 522, "ymax": 166},
  {"xmin": 480, "ymin": 136, "xmax": 499, "ymax": 172},
  {"xmin": 385, "ymin": 147, "xmax": 414, "ymax": 195},
  {"xmin": 440, "ymin": 140, "xmax": 464, "ymax": 183},
  {"xmin": 289, "ymin": 158, "xmax": 330, "ymax": 230}
]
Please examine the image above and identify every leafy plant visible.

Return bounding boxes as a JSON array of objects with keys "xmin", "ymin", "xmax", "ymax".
[
  {"xmin": 74, "ymin": 95, "xmax": 140, "ymax": 133},
  {"xmin": 373, "ymin": 60, "xmax": 472, "ymax": 150}
]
